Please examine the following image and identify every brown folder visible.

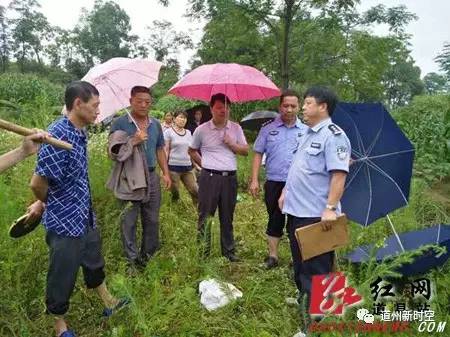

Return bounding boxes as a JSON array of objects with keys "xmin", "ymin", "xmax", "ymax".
[{"xmin": 295, "ymin": 214, "xmax": 349, "ymax": 261}]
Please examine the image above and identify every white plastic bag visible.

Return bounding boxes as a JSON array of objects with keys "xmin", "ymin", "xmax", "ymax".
[{"xmin": 199, "ymin": 278, "xmax": 243, "ymax": 311}]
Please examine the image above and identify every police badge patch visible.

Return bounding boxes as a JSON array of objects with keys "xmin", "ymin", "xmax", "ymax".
[
  {"xmin": 336, "ymin": 146, "xmax": 348, "ymax": 160},
  {"xmin": 328, "ymin": 124, "xmax": 342, "ymax": 135}
]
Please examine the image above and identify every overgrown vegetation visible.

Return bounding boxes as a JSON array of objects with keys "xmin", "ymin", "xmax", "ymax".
[{"xmin": 0, "ymin": 74, "xmax": 449, "ymax": 336}]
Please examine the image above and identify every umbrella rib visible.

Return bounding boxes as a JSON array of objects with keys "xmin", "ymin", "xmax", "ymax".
[
  {"xmin": 103, "ymin": 77, "xmax": 130, "ymax": 107},
  {"xmin": 344, "ymin": 161, "xmax": 366, "ymax": 190},
  {"xmin": 364, "ymin": 163, "xmax": 373, "ymax": 226},
  {"xmin": 341, "ymin": 109, "xmax": 367, "ymax": 156},
  {"xmin": 351, "ymin": 148, "xmax": 365, "ymax": 159},
  {"xmin": 437, "ymin": 224, "xmax": 441, "ymax": 244},
  {"xmin": 365, "ymin": 109, "xmax": 385, "ymax": 156},
  {"xmin": 362, "ymin": 149, "xmax": 414, "ymax": 161},
  {"xmin": 364, "ymin": 158, "xmax": 409, "ymax": 205},
  {"xmin": 387, "ymin": 214, "xmax": 405, "ymax": 252},
  {"xmin": 338, "ymin": 106, "xmax": 366, "ymax": 154},
  {"xmin": 358, "ymin": 246, "xmax": 371, "ymax": 258},
  {"xmin": 98, "ymin": 69, "xmax": 159, "ymax": 82}
]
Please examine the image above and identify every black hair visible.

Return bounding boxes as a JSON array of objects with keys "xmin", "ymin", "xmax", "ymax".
[
  {"xmin": 279, "ymin": 89, "xmax": 300, "ymax": 105},
  {"xmin": 173, "ymin": 110, "xmax": 188, "ymax": 118},
  {"xmin": 131, "ymin": 86, "xmax": 151, "ymax": 97},
  {"xmin": 65, "ymin": 81, "xmax": 99, "ymax": 111},
  {"xmin": 303, "ymin": 86, "xmax": 338, "ymax": 116},
  {"xmin": 210, "ymin": 93, "xmax": 231, "ymax": 107}
]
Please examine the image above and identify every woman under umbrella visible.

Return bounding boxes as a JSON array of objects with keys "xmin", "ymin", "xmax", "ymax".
[{"xmin": 164, "ymin": 110, "xmax": 199, "ymax": 206}]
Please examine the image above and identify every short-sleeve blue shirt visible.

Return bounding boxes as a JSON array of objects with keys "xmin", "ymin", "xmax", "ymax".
[
  {"xmin": 283, "ymin": 118, "xmax": 351, "ymax": 218},
  {"xmin": 35, "ymin": 117, "xmax": 94, "ymax": 237},
  {"xmin": 110, "ymin": 114, "xmax": 164, "ymax": 168},
  {"xmin": 253, "ymin": 115, "xmax": 307, "ymax": 182}
]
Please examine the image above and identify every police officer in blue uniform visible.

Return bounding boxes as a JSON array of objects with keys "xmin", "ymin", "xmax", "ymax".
[
  {"xmin": 279, "ymin": 86, "xmax": 351, "ymax": 332},
  {"xmin": 250, "ymin": 89, "xmax": 307, "ymax": 269}
]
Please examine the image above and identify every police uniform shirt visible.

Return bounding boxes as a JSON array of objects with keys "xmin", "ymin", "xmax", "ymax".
[
  {"xmin": 282, "ymin": 118, "xmax": 351, "ymax": 218},
  {"xmin": 253, "ymin": 115, "xmax": 307, "ymax": 182}
]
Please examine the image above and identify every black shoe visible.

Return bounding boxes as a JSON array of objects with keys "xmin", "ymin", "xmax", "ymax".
[
  {"xmin": 264, "ymin": 256, "xmax": 279, "ymax": 269},
  {"xmin": 136, "ymin": 256, "xmax": 148, "ymax": 268},
  {"xmin": 225, "ymin": 253, "xmax": 241, "ymax": 262},
  {"xmin": 171, "ymin": 192, "xmax": 180, "ymax": 202}
]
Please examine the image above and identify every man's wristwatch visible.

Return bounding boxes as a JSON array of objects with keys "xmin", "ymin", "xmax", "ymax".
[{"xmin": 326, "ymin": 204, "xmax": 337, "ymax": 211}]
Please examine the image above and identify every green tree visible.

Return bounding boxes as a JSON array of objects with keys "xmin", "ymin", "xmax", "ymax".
[
  {"xmin": 74, "ymin": 0, "xmax": 137, "ymax": 64},
  {"xmin": 152, "ymin": 58, "xmax": 181, "ymax": 101},
  {"xmin": 146, "ymin": 20, "xmax": 193, "ymax": 62},
  {"xmin": 383, "ymin": 53, "xmax": 424, "ymax": 108},
  {"xmin": 8, "ymin": 0, "xmax": 51, "ymax": 71},
  {"xmin": 423, "ymin": 72, "xmax": 450, "ymax": 95},
  {"xmin": 144, "ymin": 20, "xmax": 194, "ymax": 101},
  {"xmin": 193, "ymin": 0, "xmax": 422, "ymax": 107},
  {"xmin": 195, "ymin": 3, "xmax": 267, "ymax": 69},
  {"xmin": 189, "ymin": 0, "xmax": 359, "ymax": 89},
  {"xmin": 435, "ymin": 42, "xmax": 450, "ymax": 79},
  {"xmin": 0, "ymin": 5, "xmax": 9, "ymax": 72}
]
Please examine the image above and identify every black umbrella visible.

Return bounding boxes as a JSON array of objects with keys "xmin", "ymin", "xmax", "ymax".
[{"xmin": 240, "ymin": 111, "xmax": 278, "ymax": 131}]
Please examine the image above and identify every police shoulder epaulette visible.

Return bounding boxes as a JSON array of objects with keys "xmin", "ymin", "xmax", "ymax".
[
  {"xmin": 328, "ymin": 124, "xmax": 342, "ymax": 136},
  {"xmin": 261, "ymin": 118, "xmax": 275, "ymax": 128}
]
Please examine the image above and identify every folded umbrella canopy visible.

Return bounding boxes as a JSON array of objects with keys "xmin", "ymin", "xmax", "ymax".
[
  {"xmin": 332, "ymin": 102, "xmax": 415, "ymax": 226},
  {"xmin": 240, "ymin": 111, "xmax": 278, "ymax": 131},
  {"xmin": 168, "ymin": 63, "xmax": 280, "ymax": 103},
  {"xmin": 79, "ymin": 57, "xmax": 162, "ymax": 123},
  {"xmin": 346, "ymin": 224, "xmax": 450, "ymax": 276}
]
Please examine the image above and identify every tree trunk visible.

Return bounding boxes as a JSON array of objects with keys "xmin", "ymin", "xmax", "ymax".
[
  {"xmin": 281, "ymin": 0, "xmax": 294, "ymax": 90},
  {"xmin": 33, "ymin": 47, "xmax": 41, "ymax": 64},
  {"xmin": 20, "ymin": 42, "xmax": 25, "ymax": 73}
]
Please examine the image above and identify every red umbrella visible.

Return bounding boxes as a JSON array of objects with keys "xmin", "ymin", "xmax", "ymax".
[{"xmin": 168, "ymin": 63, "xmax": 280, "ymax": 103}]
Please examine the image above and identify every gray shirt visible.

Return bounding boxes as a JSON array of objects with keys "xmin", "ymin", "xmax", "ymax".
[
  {"xmin": 164, "ymin": 127, "xmax": 193, "ymax": 166},
  {"xmin": 190, "ymin": 120, "xmax": 248, "ymax": 171}
]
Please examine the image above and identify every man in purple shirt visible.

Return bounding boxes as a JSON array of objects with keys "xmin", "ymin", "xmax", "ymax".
[{"xmin": 189, "ymin": 93, "xmax": 249, "ymax": 262}]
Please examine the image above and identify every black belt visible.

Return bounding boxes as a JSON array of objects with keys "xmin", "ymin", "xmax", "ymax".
[
  {"xmin": 203, "ymin": 168, "xmax": 236, "ymax": 176},
  {"xmin": 148, "ymin": 167, "xmax": 155, "ymax": 172}
]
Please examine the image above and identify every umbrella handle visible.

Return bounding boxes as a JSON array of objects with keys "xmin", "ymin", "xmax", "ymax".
[{"xmin": 0, "ymin": 118, "xmax": 73, "ymax": 151}]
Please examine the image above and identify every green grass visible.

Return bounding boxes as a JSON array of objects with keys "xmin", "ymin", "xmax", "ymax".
[{"xmin": 0, "ymin": 130, "xmax": 449, "ymax": 337}]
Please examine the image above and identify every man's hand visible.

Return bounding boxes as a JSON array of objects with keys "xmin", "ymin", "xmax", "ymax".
[
  {"xmin": 193, "ymin": 162, "xmax": 201, "ymax": 171},
  {"xmin": 223, "ymin": 132, "xmax": 235, "ymax": 148},
  {"xmin": 21, "ymin": 129, "xmax": 49, "ymax": 155},
  {"xmin": 132, "ymin": 130, "xmax": 148, "ymax": 146},
  {"xmin": 320, "ymin": 208, "xmax": 337, "ymax": 231},
  {"xmin": 24, "ymin": 200, "xmax": 45, "ymax": 223},
  {"xmin": 161, "ymin": 173, "xmax": 172, "ymax": 190},
  {"xmin": 249, "ymin": 179, "xmax": 260, "ymax": 198},
  {"xmin": 278, "ymin": 190, "xmax": 285, "ymax": 211}
]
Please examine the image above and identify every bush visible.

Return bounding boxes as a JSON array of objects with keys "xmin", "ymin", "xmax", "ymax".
[
  {"xmin": 393, "ymin": 95, "xmax": 450, "ymax": 183},
  {"xmin": 0, "ymin": 72, "xmax": 64, "ymax": 107},
  {"xmin": 152, "ymin": 95, "xmax": 199, "ymax": 113}
]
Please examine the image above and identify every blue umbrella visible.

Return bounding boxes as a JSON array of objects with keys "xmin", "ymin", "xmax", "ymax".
[
  {"xmin": 332, "ymin": 103, "xmax": 415, "ymax": 226},
  {"xmin": 346, "ymin": 224, "xmax": 450, "ymax": 276}
]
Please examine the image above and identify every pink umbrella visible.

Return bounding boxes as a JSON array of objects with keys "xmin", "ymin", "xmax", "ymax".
[
  {"xmin": 79, "ymin": 58, "xmax": 162, "ymax": 123},
  {"xmin": 168, "ymin": 63, "xmax": 280, "ymax": 103}
]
